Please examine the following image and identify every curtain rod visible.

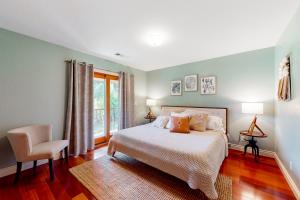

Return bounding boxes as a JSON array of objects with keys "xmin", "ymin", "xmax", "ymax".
[
  {"xmin": 65, "ymin": 60, "xmax": 90, "ymax": 65},
  {"xmin": 65, "ymin": 60, "xmax": 120, "ymax": 74},
  {"xmin": 65, "ymin": 60, "xmax": 95, "ymax": 67}
]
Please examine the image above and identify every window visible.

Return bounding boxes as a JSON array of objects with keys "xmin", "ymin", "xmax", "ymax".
[{"xmin": 93, "ymin": 71, "xmax": 119, "ymax": 144}]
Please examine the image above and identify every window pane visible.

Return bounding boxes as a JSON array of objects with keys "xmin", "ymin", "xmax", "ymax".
[
  {"xmin": 110, "ymin": 80, "xmax": 119, "ymax": 133},
  {"xmin": 93, "ymin": 78, "xmax": 105, "ymax": 137}
]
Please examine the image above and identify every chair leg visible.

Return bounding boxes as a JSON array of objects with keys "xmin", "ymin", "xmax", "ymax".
[
  {"xmin": 64, "ymin": 147, "xmax": 69, "ymax": 163},
  {"xmin": 48, "ymin": 159, "xmax": 54, "ymax": 181},
  {"xmin": 33, "ymin": 160, "xmax": 37, "ymax": 173},
  {"xmin": 244, "ymin": 144, "xmax": 249, "ymax": 155},
  {"xmin": 14, "ymin": 162, "xmax": 22, "ymax": 184}
]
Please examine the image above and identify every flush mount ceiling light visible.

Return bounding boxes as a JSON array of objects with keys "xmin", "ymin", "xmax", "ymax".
[
  {"xmin": 144, "ymin": 31, "xmax": 168, "ymax": 47},
  {"xmin": 147, "ymin": 34, "xmax": 163, "ymax": 47}
]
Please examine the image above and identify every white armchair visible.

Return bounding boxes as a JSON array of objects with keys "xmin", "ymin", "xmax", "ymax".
[{"xmin": 7, "ymin": 125, "xmax": 69, "ymax": 182}]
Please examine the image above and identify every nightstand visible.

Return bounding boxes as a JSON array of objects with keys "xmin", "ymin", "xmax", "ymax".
[
  {"xmin": 144, "ymin": 115, "xmax": 156, "ymax": 123},
  {"xmin": 240, "ymin": 130, "xmax": 268, "ymax": 160}
]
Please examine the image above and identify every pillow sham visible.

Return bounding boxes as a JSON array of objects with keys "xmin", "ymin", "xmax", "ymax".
[
  {"xmin": 189, "ymin": 113, "xmax": 208, "ymax": 132},
  {"xmin": 152, "ymin": 116, "xmax": 169, "ymax": 128},
  {"xmin": 169, "ymin": 116, "xmax": 190, "ymax": 133},
  {"xmin": 207, "ymin": 115, "xmax": 223, "ymax": 130},
  {"xmin": 180, "ymin": 110, "xmax": 209, "ymax": 131}
]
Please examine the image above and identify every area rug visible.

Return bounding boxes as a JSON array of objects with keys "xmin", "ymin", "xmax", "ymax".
[{"xmin": 69, "ymin": 153, "xmax": 232, "ymax": 200}]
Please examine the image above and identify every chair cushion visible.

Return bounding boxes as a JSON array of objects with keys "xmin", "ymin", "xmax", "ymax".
[{"xmin": 27, "ymin": 140, "xmax": 69, "ymax": 161}]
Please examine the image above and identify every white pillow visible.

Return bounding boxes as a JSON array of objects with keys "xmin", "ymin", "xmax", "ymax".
[
  {"xmin": 152, "ymin": 116, "xmax": 169, "ymax": 128},
  {"xmin": 165, "ymin": 112, "xmax": 189, "ymax": 129},
  {"xmin": 207, "ymin": 115, "xmax": 224, "ymax": 130}
]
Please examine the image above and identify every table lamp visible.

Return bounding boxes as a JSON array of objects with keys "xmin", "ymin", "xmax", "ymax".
[
  {"xmin": 242, "ymin": 102, "xmax": 265, "ymax": 135},
  {"xmin": 146, "ymin": 99, "xmax": 156, "ymax": 117}
]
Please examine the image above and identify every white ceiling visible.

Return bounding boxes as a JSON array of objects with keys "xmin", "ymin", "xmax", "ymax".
[{"xmin": 0, "ymin": 0, "xmax": 299, "ymax": 71}]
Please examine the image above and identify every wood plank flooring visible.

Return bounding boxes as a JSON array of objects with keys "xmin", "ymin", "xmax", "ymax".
[{"xmin": 0, "ymin": 148, "xmax": 296, "ymax": 200}]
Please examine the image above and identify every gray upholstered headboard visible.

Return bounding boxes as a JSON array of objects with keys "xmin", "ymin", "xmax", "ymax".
[{"xmin": 160, "ymin": 105, "xmax": 228, "ymax": 134}]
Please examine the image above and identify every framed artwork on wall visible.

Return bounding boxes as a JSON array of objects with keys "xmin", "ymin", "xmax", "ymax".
[
  {"xmin": 200, "ymin": 76, "xmax": 216, "ymax": 95},
  {"xmin": 184, "ymin": 74, "xmax": 197, "ymax": 91},
  {"xmin": 277, "ymin": 55, "xmax": 291, "ymax": 101},
  {"xmin": 170, "ymin": 80, "xmax": 182, "ymax": 96}
]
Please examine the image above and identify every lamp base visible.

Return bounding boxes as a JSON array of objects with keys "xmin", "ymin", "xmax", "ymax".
[
  {"xmin": 247, "ymin": 116, "xmax": 265, "ymax": 136},
  {"xmin": 146, "ymin": 111, "xmax": 154, "ymax": 118},
  {"xmin": 146, "ymin": 106, "xmax": 155, "ymax": 118}
]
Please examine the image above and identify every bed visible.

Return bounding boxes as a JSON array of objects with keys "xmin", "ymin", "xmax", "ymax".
[{"xmin": 107, "ymin": 106, "xmax": 228, "ymax": 199}]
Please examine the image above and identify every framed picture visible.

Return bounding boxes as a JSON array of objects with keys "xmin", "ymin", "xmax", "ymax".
[
  {"xmin": 184, "ymin": 75, "xmax": 197, "ymax": 91},
  {"xmin": 170, "ymin": 80, "xmax": 182, "ymax": 96},
  {"xmin": 277, "ymin": 55, "xmax": 291, "ymax": 101},
  {"xmin": 200, "ymin": 76, "xmax": 216, "ymax": 95}
]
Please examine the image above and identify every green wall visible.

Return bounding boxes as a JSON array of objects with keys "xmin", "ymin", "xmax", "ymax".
[
  {"xmin": 0, "ymin": 28, "xmax": 147, "ymax": 168},
  {"xmin": 147, "ymin": 48, "xmax": 275, "ymax": 151},
  {"xmin": 274, "ymin": 6, "xmax": 300, "ymax": 190}
]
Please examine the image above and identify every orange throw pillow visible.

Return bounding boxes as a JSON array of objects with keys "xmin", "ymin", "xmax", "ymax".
[{"xmin": 169, "ymin": 116, "xmax": 190, "ymax": 133}]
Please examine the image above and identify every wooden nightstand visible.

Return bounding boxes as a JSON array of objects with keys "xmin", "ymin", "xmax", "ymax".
[
  {"xmin": 144, "ymin": 115, "xmax": 156, "ymax": 123},
  {"xmin": 240, "ymin": 130, "xmax": 268, "ymax": 160}
]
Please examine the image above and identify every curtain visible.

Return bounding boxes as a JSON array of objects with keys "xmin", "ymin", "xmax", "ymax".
[
  {"xmin": 119, "ymin": 72, "xmax": 135, "ymax": 129},
  {"xmin": 64, "ymin": 60, "xmax": 94, "ymax": 156}
]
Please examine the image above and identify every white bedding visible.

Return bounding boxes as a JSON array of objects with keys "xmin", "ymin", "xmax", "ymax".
[{"xmin": 107, "ymin": 124, "xmax": 228, "ymax": 199}]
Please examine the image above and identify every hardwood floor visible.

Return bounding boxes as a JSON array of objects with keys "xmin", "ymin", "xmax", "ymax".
[
  {"xmin": 0, "ymin": 148, "xmax": 295, "ymax": 200},
  {"xmin": 220, "ymin": 150, "xmax": 295, "ymax": 200}
]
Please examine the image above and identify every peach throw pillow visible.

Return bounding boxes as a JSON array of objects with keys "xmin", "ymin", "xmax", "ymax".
[
  {"xmin": 189, "ymin": 113, "xmax": 208, "ymax": 132},
  {"xmin": 169, "ymin": 116, "xmax": 190, "ymax": 133}
]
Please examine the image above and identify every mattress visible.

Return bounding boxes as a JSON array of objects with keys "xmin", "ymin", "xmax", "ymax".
[{"xmin": 107, "ymin": 124, "xmax": 228, "ymax": 199}]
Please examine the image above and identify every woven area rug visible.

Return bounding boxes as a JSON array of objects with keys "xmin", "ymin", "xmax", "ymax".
[{"xmin": 69, "ymin": 153, "xmax": 232, "ymax": 200}]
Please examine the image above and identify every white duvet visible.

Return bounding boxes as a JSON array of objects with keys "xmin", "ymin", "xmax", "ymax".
[{"xmin": 107, "ymin": 124, "xmax": 228, "ymax": 199}]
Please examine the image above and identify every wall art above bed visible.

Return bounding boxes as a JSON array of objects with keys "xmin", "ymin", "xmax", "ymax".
[
  {"xmin": 170, "ymin": 80, "xmax": 182, "ymax": 96},
  {"xmin": 200, "ymin": 76, "xmax": 216, "ymax": 95},
  {"xmin": 184, "ymin": 74, "xmax": 197, "ymax": 92}
]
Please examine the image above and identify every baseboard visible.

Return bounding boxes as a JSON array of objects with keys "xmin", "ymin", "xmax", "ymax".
[
  {"xmin": 228, "ymin": 143, "xmax": 275, "ymax": 158},
  {"xmin": 0, "ymin": 153, "xmax": 61, "ymax": 178},
  {"xmin": 0, "ymin": 160, "xmax": 48, "ymax": 178},
  {"xmin": 274, "ymin": 154, "xmax": 300, "ymax": 200}
]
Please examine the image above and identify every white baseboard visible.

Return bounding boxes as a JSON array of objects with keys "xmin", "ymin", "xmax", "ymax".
[
  {"xmin": 0, "ymin": 160, "xmax": 48, "ymax": 178},
  {"xmin": 228, "ymin": 143, "xmax": 275, "ymax": 158},
  {"xmin": 0, "ymin": 154, "xmax": 61, "ymax": 178},
  {"xmin": 274, "ymin": 154, "xmax": 300, "ymax": 200}
]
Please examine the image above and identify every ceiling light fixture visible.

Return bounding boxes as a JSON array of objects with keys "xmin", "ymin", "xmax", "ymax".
[
  {"xmin": 144, "ymin": 30, "xmax": 169, "ymax": 47},
  {"xmin": 147, "ymin": 33, "xmax": 163, "ymax": 47}
]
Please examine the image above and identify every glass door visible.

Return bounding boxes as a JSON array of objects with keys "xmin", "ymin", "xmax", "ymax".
[
  {"xmin": 93, "ymin": 72, "xmax": 119, "ymax": 144},
  {"xmin": 110, "ymin": 79, "xmax": 119, "ymax": 134}
]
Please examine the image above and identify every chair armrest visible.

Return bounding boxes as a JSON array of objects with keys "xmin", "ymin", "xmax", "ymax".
[{"xmin": 7, "ymin": 132, "xmax": 32, "ymax": 162}]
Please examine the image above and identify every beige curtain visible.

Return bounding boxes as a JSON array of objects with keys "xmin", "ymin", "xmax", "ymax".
[
  {"xmin": 64, "ymin": 60, "xmax": 94, "ymax": 156},
  {"xmin": 119, "ymin": 72, "xmax": 135, "ymax": 129}
]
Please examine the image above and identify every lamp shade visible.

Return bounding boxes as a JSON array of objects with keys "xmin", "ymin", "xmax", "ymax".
[
  {"xmin": 146, "ymin": 99, "xmax": 156, "ymax": 106},
  {"xmin": 242, "ymin": 103, "xmax": 263, "ymax": 115}
]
